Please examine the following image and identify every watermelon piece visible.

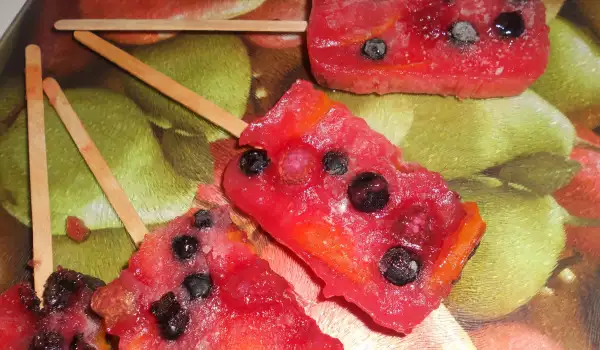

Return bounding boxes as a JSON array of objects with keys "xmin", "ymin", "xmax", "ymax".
[
  {"xmin": 223, "ymin": 80, "xmax": 486, "ymax": 333},
  {"xmin": 0, "ymin": 284, "xmax": 39, "ymax": 349},
  {"xmin": 307, "ymin": 0, "xmax": 550, "ymax": 98},
  {"xmin": 91, "ymin": 207, "xmax": 342, "ymax": 349},
  {"xmin": 0, "ymin": 269, "xmax": 108, "ymax": 349},
  {"xmin": 66, "ymin": 216, "xmax": 91, "ymax": 242}
]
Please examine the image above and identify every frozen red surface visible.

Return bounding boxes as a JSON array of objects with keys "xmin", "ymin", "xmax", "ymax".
[
  {"xmin": 307, "ymin": 0, "xmax": 549, "ymax": 98},
  {"xmin": 223, "ymin": 80, "xmax": 485, "ymax": 333},
  {"xmin": 0, "ymin": 284, "xmax": 39, "ymax": 349},
  {"xmin": 0, "ymin": 269, "xmax": 107, "ymax": 349},
  {"xmin": 91, "ymin": 207, "xmax": 342, "ymax": 349}
]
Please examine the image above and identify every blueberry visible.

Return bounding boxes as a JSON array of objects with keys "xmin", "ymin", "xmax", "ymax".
[
  {"xmin": 70, "ymin": 333, "xmax": 94, "ymax": 350},
  {"xmin": 30, "ymin": 331, "xmax": 64, "ymax": 350},
  {"xmin": 322, "ymin": 151, "xmax": 349, "ymax": 175},
  {"xmin": 494, "ymin": 12, "xmax": 525, "ymax": 38},
  {"xmin": 82, "ymin": 275, "xmax": 105, "ymax": 291},
  {"xmin": 239, "ymin": 149, "xmax": 270, "ymax": 176},
  {"xmin": 347, "ymin": 172, "xmax": 390, "ymax": 212},
  {"xmin": 161, "ymin": 309, "xmax": 189, "ymax": 340},
  {"xmin": 379, "ymin": 247, "xmax": 420, "ymax": 286},
  {"xmin": 362, "ymin": 38, "xmax": 387, "ymax": 60},
  {"xmin": 172, "ymin": 235, "xmax": 199, "ymax": 260},
  {"xmin": 150, "ymin": 292, "xmax": 181, "ymax": 323},
  {"xmin": 449, "ymin": 21, "xmax": 479, "ymax": 45},
  {"xmin": 193, "ymin": 210, "xmax": 213, "ymax": 229},
  {"xmin": 150, "ymin": 292, "xmax": 189, "ymax": 340},
  {"xmin": 183, "ymin": 273, "xmax": 213, "ymax": 300},
  {"xmin": 43, "ymin": 270, "xmax": 80, "ymax": 311}
]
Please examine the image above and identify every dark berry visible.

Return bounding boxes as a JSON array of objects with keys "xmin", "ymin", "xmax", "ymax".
[
  {"xmin": 19, "ymin": 285, "xmax": 41, "ymax": 313},
  {"xmin": 183, "ymin": 273, "xmax": 213, "ymax": 300},
  {"xmin": 150, "ymin": 292, "xmax": 181, "ymax": 322},
  {"xmin": 361, "ymin": 38, "xmax": 387, "ymax": 60},
  {"xmin": 161, "ymin": 309, "xmax": 190, "ymax": 340},
  {"xmin": 150, "ymin": 292, "xmax": 189, "ymax": 340},
  {"xmin": 172, "ymin": 235, "xmax": 199, "ymax": 260},
  {"xmin": 30, "ymin": 331, "xmax": 64, "ymax": 350},
  {"xmin": 193, "ymin": 210, "xmax": 213, "ymax": 229},
  {"xmin": 379, "ymin": 247, "xmax": 420, "ymax": 286},
  {"xmin": 239, "ymin": 149, "xmax": 270, "ymax": 176},
  {"xmin": 494, "ymin": 12, "xmax": 525, "ymax": 38},
  {"xmin": 348, "ymin": 172, "xmax": 390, "ymax": 213},
  {"xmin": 70, "ymin": 333, "xmax": 94, "ymax": 350},
  {"xmin": 43, "ymin": 270, "xmax": 80, "ymax": 311},
  {"xmin": 322, "ymin": 151, "xmax": 349, "ymax": 175},
  {"xmin": 82, "ymin": 275, "xmax": 105, "ymax": 291},
  {"xmin": 449, "ymin": 21, "xmax": 479, "ymax": 45}
]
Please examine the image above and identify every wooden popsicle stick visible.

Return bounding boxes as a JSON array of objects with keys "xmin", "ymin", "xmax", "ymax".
[
  {"xmin": 55, "ymin": 19, "xmax": 307, "ymax": 33},
  {"xmin": 73, "ymin": 31, "xmax": 247, "ymax": 138},
  {"xmin": 25, "ymin": 45, "xmax": 53, "ymax": 299},
  {"xmin": 42, "ymin": 77, "xmax": 149, "ymax": 246}
]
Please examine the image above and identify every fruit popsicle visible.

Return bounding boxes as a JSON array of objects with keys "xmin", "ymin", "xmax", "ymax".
[
  {"xmin": 57, "ymin": 0, "xmax": 549, "ymax": 98},
  {"xmin": 307, "ymin": 0, "xmax": 549, "ymax": 98},
  {"xmin": 0, "ymin": 269, "xmax": 108, "ymax": 350},
  {"xmin": 91, "ymin": 207, "xmax": 343, "ymax": 349},
  {"xmin": 223, "ymin": 80, "xmax": 486, "ymax": 333}
]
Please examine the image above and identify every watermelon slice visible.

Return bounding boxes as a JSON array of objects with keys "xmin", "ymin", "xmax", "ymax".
[
  {"xmin": 223, "ymin": 80, "xmax": 486, "ymax": 333},
  {"xmin": 91, "ymin": 207, "xmax": 342, "ymax": 349},
  {"xmin": 0, "ymin": 284, "xmax": 39, "ymax": 349},
  {"xmin": 0, "ymin": 269, "xmax": 108, "ymax": 349},
  {"xmin": 307, "ymin": 0, "xmax": 550, "ymax": 98}
]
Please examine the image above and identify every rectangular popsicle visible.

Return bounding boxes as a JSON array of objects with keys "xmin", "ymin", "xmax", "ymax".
[
  {"xmin": 307, "ymin": 0, "xmax": 549, "ymax": 98},
  {"xmin": 223, "ymin": 80, "xmax": 486, "ymax": 333}
]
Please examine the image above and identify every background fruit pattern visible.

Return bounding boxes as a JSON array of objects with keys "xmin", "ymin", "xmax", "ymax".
[{"xmin": 0, "ymin": 0, "xmax": 599, "ymax": 348}]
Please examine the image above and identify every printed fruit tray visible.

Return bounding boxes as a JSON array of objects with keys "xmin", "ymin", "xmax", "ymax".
[{"xmin": 0, "ymin": 0, "xmax": 599, "ymax": 349}]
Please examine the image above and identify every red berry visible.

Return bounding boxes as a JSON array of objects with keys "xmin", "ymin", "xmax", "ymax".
[{"xmin": 65, "ymin": 216, "xmax": 91, "ymax": 242}]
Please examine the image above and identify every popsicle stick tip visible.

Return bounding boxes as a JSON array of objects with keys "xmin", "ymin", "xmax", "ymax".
[
  {"xmin": 42, "ymin": 78, "xmax": 60, "ymax": 103},
  {"xmin": 73, "ymin": 30, "xmax": 89, "ymax": 40},
  {"xmin": 54, "ymin": 19, "xmax": 66, "ymax": 30},
  {"xmin": 42, "ymin": 77, "xmax": 58, "ymax": 87},
  {"xmin": 25, "ymin": 44, "xmax": 41, "ymax": 58}
]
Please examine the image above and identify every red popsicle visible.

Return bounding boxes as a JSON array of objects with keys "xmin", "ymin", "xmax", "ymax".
[{"xmin": 223, "ymin": 80, "xmax": 486, "ymax": 333}]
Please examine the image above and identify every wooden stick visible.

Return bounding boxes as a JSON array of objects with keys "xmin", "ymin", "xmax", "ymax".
[
  {"xmin": 42, "ymin": 78, "xmax": 149, "ymax": 246},
  {"xmin": 55, "ymin": 19, "xmax": 307, "ymax": 33},
  {"xmin": 73, "ymin": 31, "xmax": 247, "ymax": 138},
  {"xmin": 25, "ymin": 45, "xmax": 53, "ymax": 299}
]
